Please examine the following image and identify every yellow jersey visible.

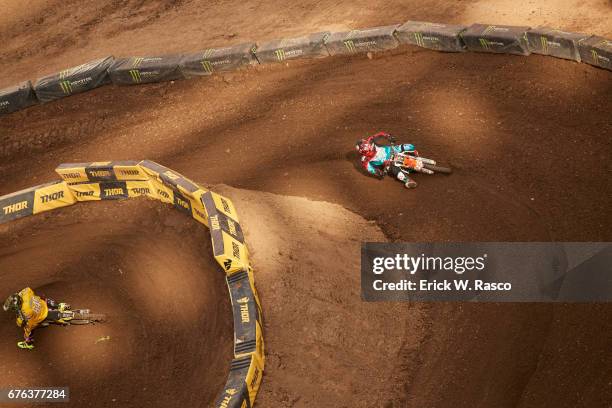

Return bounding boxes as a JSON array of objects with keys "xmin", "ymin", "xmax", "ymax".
[{"xmin": 16, "ymin": 287, "xmax": 48, "ymax": 340}]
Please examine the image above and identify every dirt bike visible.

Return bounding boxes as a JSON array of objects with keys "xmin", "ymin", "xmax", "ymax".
[
  {"xmin": 17, "ymin": 307, "xmax": 106, "ymax": 349},
  {"xmin": 41, "ymin": 307, "xmax": 106, "ymax": 327},
  {"xmin": 389, "ymin": 151, "xmax": 452, "ymax": 175}
]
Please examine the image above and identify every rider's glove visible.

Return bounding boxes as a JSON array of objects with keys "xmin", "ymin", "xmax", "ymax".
[
  {"xmin": 58, "ymin": 303, "xmax": 70, "ymax": 312},
  {"xmin": 18, "ymin": 340, "xmax": 34, "ymax": 350}
]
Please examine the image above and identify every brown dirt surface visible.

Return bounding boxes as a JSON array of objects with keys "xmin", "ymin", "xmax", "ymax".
[
  {"xmin": 0, "ymin": 1, "xmax": 611, "ymax": 407},
  {"xmin": 214, "ymin": 185, "xmax": 424, "ymax": 407},
  {"xmin": 0, "ymin": 199, "xmax": 234, "ymax": 407},
  {"xmin": 0, "ymin": 0, "xmax": 610, "ymax": 88}
]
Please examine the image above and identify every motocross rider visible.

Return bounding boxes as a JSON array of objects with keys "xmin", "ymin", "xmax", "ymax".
[
  {"xmin": 356, "ymin": 131, "xmax": 418, "ymax": 188},
  {"xmin": 3, "ymin": 288, "xmax": 70, "ymax": 350}
]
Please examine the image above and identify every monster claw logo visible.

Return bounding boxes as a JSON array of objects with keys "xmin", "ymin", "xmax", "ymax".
[
  {"xmin": 129, "ymin": 69, "xmax": 142, "ymax": 83},
  {"xmin": 591, "ymin": 50, "xmax": 599, "ymax": 62},
  {"xmin": 413, "ymin": 32, "xmax": 425, "ymax": 47},
  {"xmin": 59, "ymin": 70, "xmax": 71, "ymax": 80},
  {"xmin": 59, "ymin": 80, "xmax": 73, "ymax": 94},
  {"xmin": 343, "ymin": 40, "xmax": 357, "ymax": 53},
  {"xmin": 200, "ymin": 60, "xmax": 214, "ymax": 73},
  {"xmin": 541, "ymin": 36, "xmax": 549, "ymax": 53},
  {"xmin": 275, "ymin": 49, "xmax": 287, "ymax": 61},
  {"xmin": 479, "ymin": 38, "xmax": 491, "ymax": 50},
  {"xmin": 224, "ymin": 259, "xmax": 233, "ymax": 270},
  {"xmin": 202, "ymin": 49, "xmax": 215, "ymax": 59},
  {"xmin": 132, "ymin": 57, "xmax": 144, "ymax": 68}
]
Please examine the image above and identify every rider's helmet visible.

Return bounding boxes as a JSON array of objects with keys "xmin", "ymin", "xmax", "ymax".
[
  {"xmin": 356, "ymin": 139, "xmax": 375, "ymax": 155},
  {"xmin": 3, "ymin": 294, "xmax": 21, "ymax": 313}
]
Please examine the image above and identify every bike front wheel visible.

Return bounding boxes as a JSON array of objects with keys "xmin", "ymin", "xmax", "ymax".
[
  {"xmin": 70, "ymin": 312, "xmax": 107, "ymax": 324},
  {"xmin": 424, "ymin": 164, "xmax": 452, "ymax": 174}
]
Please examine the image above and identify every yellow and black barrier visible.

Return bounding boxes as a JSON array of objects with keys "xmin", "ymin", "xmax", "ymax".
[
  {"xmin": 0, "ymin": 180, "xmax": 76, "ymax": 223},
  {"xmin": 66, "ymin": 180, "xmax": 158, "ymax": 201},
  {"xmin": 138, "ymin": 160, "xmax": 202, "ymax": 199},
  {"xmin": 56, "ymin": 161, "xmax": 150, "ymax": 183},
  {"xmin": 227, "ymin": 268, "xmax": 264, "ymax": 359},
  {"xmin": 145, "ymin": 177, "xmax": 209, "ymax": 226},
  {"xmin": 1, "ymin": 161, "xmax": 264, "ymax": 407},
  {"xmin": 215, "ymin": 353, "xmax": 264, "ymax": 408},
  {"xmin": 201, "ymin": 190, "xmax": 250, "ymax": 274}
]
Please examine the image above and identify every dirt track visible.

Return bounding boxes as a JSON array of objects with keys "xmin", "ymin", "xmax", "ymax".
[
  {"xmin": 0, "ymin": 0, "xmax": 611, "ymax": 407},
  {"xmin": 0, "ymin": 200, "xmax": 233, "ymax": 407}
]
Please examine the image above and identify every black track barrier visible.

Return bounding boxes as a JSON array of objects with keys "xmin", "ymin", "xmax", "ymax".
[
  {"xmin": 395, "ymin": 21, "xmax": 467, "ymax": 52},
  {"xmin": 0, "ymin": 81, "xmax": 37, "ymax": 115},
  {"xmin": 33, "ymin": 56, "xmax": 114, "ymax": 102}
]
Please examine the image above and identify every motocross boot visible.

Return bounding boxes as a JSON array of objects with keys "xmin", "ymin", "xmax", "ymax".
[
  {"xmin": 394, "ymin": 169, "xmax": 418, "ymax": 189},
  {"xmin": 405, "ymin": 177, "xmax": 418, "ymax": 189}
]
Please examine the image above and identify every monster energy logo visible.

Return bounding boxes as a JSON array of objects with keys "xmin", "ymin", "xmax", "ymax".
[
  {"xmin": 590, "ymin": 47, "xmax": 609, "ymax": 63},
  {"xmin": 343, "ymin": 39, "xmax": 376, "ymax": 52},
  {"xmin": 274, "ymin": 48, "xmax": 302, "ymax": 61},
  {"xmin": 200, "ymin": 60, "xmax": 213, "ymax": 73},
  {"xmin": 413, "ymin": 32, "xmax": 425, "ymax": 47},
  {"xmin": 344, "ymin": 40, "xmax": 357, "ymax": 53},
  {"xmin": 275, "ymin": 49, "xmax": 287, "ymax": 61},
  {"xmin": 539, "ymin": 36, "xmax": 560, "ymax": 52},
  {"xmin": 541, "ymin": 36, "xmax": 549, "ymax": 53},
  {"xmin": 129, "ymin": 69, "xmax": 142, "ymax": 83},
  {"xmin": 412, "ymin": 32, "xmax": 439, "ymax": 47},
  {"xmin": 60, "ymin": 80, "xmax": 72, "ymax": 94},
  {"xmin": 59, "ymin": 70, "xmax": 71, "ymax": 80},
  {"xmin": 478, "ymin": 38, "xmax": 503, "ymax": 50},
  {"xmin": 132, "ymin": 57, "xmax": 144, "ymax": 68}
]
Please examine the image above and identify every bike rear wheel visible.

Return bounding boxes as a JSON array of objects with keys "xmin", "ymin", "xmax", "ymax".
[
  {"xmin": 424, "ymin": 164, "xmax": 452, "ymax": 174},
  {"xmin": 71, "ymin": 313, "xmax": 106, "ymax": 324}
]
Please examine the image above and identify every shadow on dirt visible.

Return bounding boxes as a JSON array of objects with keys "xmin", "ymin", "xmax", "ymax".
[
  {"xmin": 0, "ymin": 200, "xmax": 233, "ymax": 408},
  {"xmin": 1, "ymin": 45, "xmax": 611, "ymax": 408}
]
